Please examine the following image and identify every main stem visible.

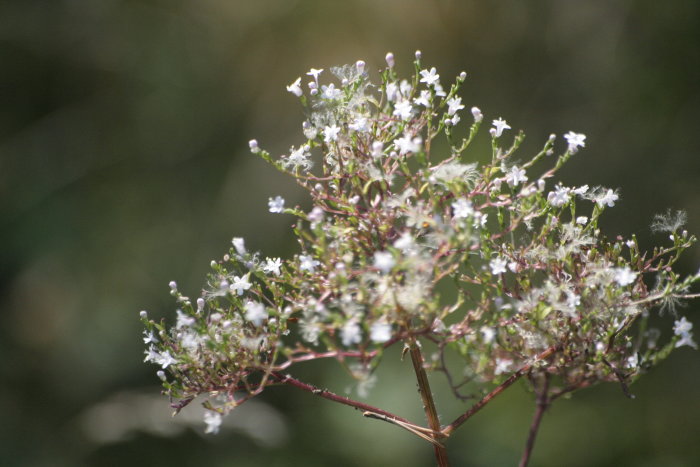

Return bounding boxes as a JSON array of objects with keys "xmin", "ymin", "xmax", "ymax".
[
  {"xmin": 408, "ymin": 340, "xmax": 450, "ymax": 467},
  {"xmin": 519, "ymin": 376, "xmax": 549, "ymax": 467}
]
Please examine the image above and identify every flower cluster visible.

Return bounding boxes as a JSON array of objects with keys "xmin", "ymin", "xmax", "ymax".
[{"xmin": 142, "ymin": 51, "xmax": 699, "ymax": 437}]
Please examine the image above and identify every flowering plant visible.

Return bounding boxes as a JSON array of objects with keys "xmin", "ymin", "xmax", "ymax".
[{"xmin": 142, "ymin": 51, "xmax": 699, "ymax": 466}]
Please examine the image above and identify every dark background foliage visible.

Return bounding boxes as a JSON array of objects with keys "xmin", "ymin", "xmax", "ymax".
[{"xmin": 1, "ymin": 1, "xmax": 699, "ymax": 466}]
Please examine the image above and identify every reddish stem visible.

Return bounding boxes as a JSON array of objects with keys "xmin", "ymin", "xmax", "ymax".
[
  {"xmin": 442, "ymin": 344, "xmax": 559, "ymax": 436},
  {"xmin": 270, "ymin": 371, "xmax": 414, "ymax": 425},
  {"xmin": 519, "ymin": 376, "xmax": 549, "ymax": 467}
]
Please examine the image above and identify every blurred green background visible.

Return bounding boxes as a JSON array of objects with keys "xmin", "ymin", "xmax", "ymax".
[{"xmin": 1, "ymin": 1, "xmax": 699, "ymax": 466}]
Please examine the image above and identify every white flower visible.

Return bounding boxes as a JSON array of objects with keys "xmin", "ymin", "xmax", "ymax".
[
  {"xmin": 547, "ymin": 185, "xmax": 571, "ymax": 207},
  {"xmin": 370, "ymin": 321, "xmax": 392, "ymax": 343},
  {"xmin": 625, "ymin": 354, "xmax": 639, "ymax": 369},
  {"xmin": 566, "ymin": 291, "xmax": 581, "ymax": 310},
  {"xmin": 471, "ymin": 106, "xmax": 483, "ymax": 123},
  {"xmin": 413, "ymin": 90, "xmax": 431, "ymax": 107},
  {"xmin": 230, "ymin": 274, "xmax": 252, "ymax": 295},
  {"xmin": 262, "ymin": 257, "xmax": 282, "ymax": 276},
  {"xmin": 143, "ymin": 331, "xmax": 158, "ymax": 344},
  {"xmin": 321, "ymin": 83, "xmax": 342, "ymax": 100},
  {"xmin": 452, "ymin": 198, "xmax": 474, "ymax": 219},
  {"xmin": 433, "ymin": 82, "xmax": 447, "ymax": 97},
  {"xmin": 490, "ymin": 257, "xmax": 508, "ymax": 275},
  {"xmin": 306, "ymin": 68, "xmax": 323, "ymax": 83},
  {"xmin": 576, "ymin": 216, "xmax": 588, "ymax": 225},
  {"xmin": 349, "ymin": 116, "xmax": 370, "ymax": 133},
  {"xmin": 573, "ymin": 185, "xmax": 589, "ymax": 196},
  {"xmin": 430, "ymin": 161, "xmax": 476, "ymax": 185},
  {"xmin": 613, "ymin": 267, "xmax": 637, "ymax": 286},
  {"xmin": 505, "ymin": 165, "xmax": 528, "ymax": 187},
  {"xmin": 341, "ymin": 321, "xmax": 362, "ymax": 346},
  {"xmin": 676, "ymin": 333, "xmax": 698, "ymax": 349},
  {"xmin": 473, "ymin": 212, "xmax": 488, "ymax": 228},
  {"xmin": 373, "ymin": 251, "xmax": 395, "ymax": 274},
  {"xmin": 268, "ymin": 195, "xmax": 285, "ymax": 213},
  {"xmin": 446, "ymin": 97, "xmax": 465, "ymax": 116},
  {"xmin": 673, "ymin": 317, "xmax": 697, "ymax": 349},
  {"xmin": 323, "ymin": 124, "xmax": 340, "ymax": 143},
  {"xmin": 564, "ymin": 131, "xmax": 586, "ymax": 153},
  {"xmin": 371, "ymin": 141, "xmax": 384, "ymax": 158},
  {"xmin": 302, "ymin": 121, "xmax": 318, "ymax": 140},
  {"xmin": 393, "ymin": 100, "xmax": 413, "ymax": 120},
  {"xmin": 394, "ymin": 134, "xmax": 422, "ymax": 155},
  {"xmin": 143, "ymin": 345, "xmax": 159, "ymax": 363},
  {"xmin": 596, "ymin": 189, "xmax": 619, "ymax": 207},
  {"xmin": 203, "ymin": 411, "xmax": 223, "ymax": 434},
  {"xmin": 245, "ymin": 301, "xmax": 267, "ymax": 326},
  {"xmin": 419, "ymin": 67, "xmax": 440, "ymax": 87},
  {"xmin": 491, "ymin": 118, "xmax": 511, "ymax": 137},
  {"xmin": 299, "ymin": 254, "xmax": 320, "ymax": 273},
  {"xmin": 480, "ymin": 326, "xmax": 495, "ymax": 344},
  {"xmin": 393, "ymin": 232, "xmax": 416, "ymax": 253},
  {"xmin": 674, "ymin": 316, "xmax": 693, "ymax": 335},
  {"xmin": 283, "ymin": 145, "xmax": 312, "ymax": 171},
  {"xmin": 494, "ymin": 358, "xmax": 512, "ymax": 375},
  {"xmin": 176, "ymin": 309, "xmax": 195, "ymax": 329},
  {"xmin": 232, "ymin": 237, "xmax": 246, "ymax": 255},
  {"xmin": 676, "ymin": 334, "xmax": 698, "ymax": 349},
  {"xmin": 308, "ymin": 206, "xmax": 324, "ymax": 225},
  {"xmin": 286, "ymin": 77, "xmax": 303, "ymax": 97},
  {"xmin": 386, "ymin": 82, "xmax": 399, "ymax": 102},
  {"xmin": 157, "ymin": 350, "xmax": 177, "ymax": 369},
  {"xmin": 399, "ymin": 80, "xmax": 412, "ymax": 97},
  {"xmin": 356, "ymin": 60, "xmax": 365, "ymax": 73}
]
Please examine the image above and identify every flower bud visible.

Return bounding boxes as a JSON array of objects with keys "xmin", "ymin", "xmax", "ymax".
[
  {"xmin": 385, "ymin": 52, "xmax": 395, "ymax": 68},
  {"xmin": 248, "ymin": 139, "xmax": 260, "ymax": 153},
  {"xmin": 471, "ymin": 106, "xmax": 483, "ymax": 122}
]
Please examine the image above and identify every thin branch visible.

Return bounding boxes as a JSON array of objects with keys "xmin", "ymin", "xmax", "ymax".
[
  {"xmin": 519, "ymin": 375, "xmax": 549, "ymax": 467},
  {"xmin": 442, "ymin": 344, "xmax": 559, "ymax": 436},
  {"xmin": 628, "ymin": 292, "xmax": 700, "ymax": 307},
  {"xmin": 549, "ymin": 381, "xmax": 590, "ymax": 402},
  {"xmin": 270, "ymin": 371, "xmax": 419, "ymax": 425},
  {"xmin": 602, "ymin": 358, "xmax": 635, "ymax": 399},
  {"xmin": 438, "ymin": 348, "xmax": 475, "ymax": 402}
]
